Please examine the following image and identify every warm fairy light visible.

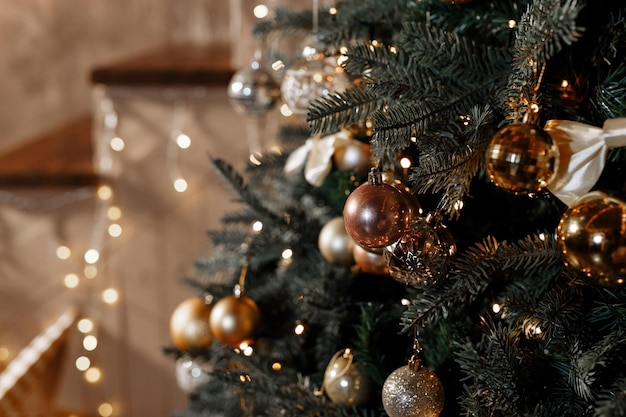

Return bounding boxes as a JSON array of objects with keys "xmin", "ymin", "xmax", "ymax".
[
  {"xmin": 400, "ymin": 157, "xmax": 411, "ymax": 169},
  {"xmin": 252, "ymin": 221, "xmax": 263, "ymax": 232},
  {"xmin": 272, "ymin": 60, "xmax": 284, "ymax": 72},
  {"xmin": 108, "ymin": 223, "xmax": 122, "ymax": 238},
  {"xmin": 243, "ymin": 345, "xmax": 254, "ymax": 356},
  {"xmin": 312, "ymin": 72, "xmax": 323, "ymax": 83},
  {"xmin": 294, "ymin": 322, "xmax": 305, "ymax": 335},
  {"xmin": 389, "ymin": 45, "xmax": 398, "ymax": 54},
  {"xmin": 110, "ymin": 137, "xmax": 125, "ymax": 152},
  {"xmin": 282, "ymin": 248, "xmax": 293, "ymax": 259},
  {"xmin": 508, "ymin": 20, "xmax": 517, "ymax": 28},
  {"xmin": 272, "ymin": 362, "xmax": 282, "ymax": 371},
  {"xmin": 103, "ymin": 288, "xmax": 119, "ymax": 304},
  {"xmin": 107, "ymin": 206, "xmax": 122, "ymax": 221},
  {"xmin": 97, "ymin": 185, "xmax": 113, "ymax": 200},
  {"xmin": 85, "ymin": 367, "xmax": 102, "ymax": 383},
  {"xmin": 410, "ymin": 136, "xmax": 417, "ymax": 143},
  {"xmin": 249, "ymin": 154, "xmax": 263, "ymax": 166},
  {"xmin": 56, "ymin": 245, "xmax": 71, "ymax": 260},
  {"xmin": 492, "ymin": 302, "xmax": 502, "ymax": 314},
  {"xmin": 176, "ymin": 133, "xmax": 191, "ymax": 149},
  {"xmin": 83, "ymin": 335, "xmax": 98, "ymax": 351},
  {"xmin": 84, "ymin": 265, "xmax": 98, "ymax": 279},
  {"xmin": 371, "ymin": 39, "xmax": 380, "ymax": 47},
  {"xmin": 401, "ymin": 298, "xmax": 411, "ymax": 306},
  {"xmin": 454, "ymin": 200, "xmax": 464, "ymax": 211},
  {"xmin": 64, "ymin": 273, "xmax": 80, "ymax": 289},
  {"xmin": 280, "ymin": 104, "xmax": 293, "ymax": 117},
  {"xmin": 76, "ymin": 356, "xmax": 91, "ymax": 371},
  {"xmin": 329, "ymin": 6, "xmax": 337, "ymax": 15},
  {"xmin": 78, "ymin": 319, "xmax": 94, "ymax": 333},
  {"xmin": 538, "ymin": 233, "xmax": 547, "ymax": 241},
  {"xmin": 337, "ymin": 55, "xmax": 349, "ymax": 66},
  {"xmin": 174, "ymin": 178, "xmax": 188, "ymax": 192},
  {"xmin": 84, "ymin": 249, "xmax": 100, "ymax": 264},
  {"xmin": 561, "ymin": 79, "xmax": 569, "ymax": 88},
  {"xmin": 98, "ymin": 403, "xmax": 114, "ymax": 417},
  {"xmin": 253, "ymin": 4, "xmax": 269, "ymax": 18},
  {"xmin": 0, "ymin": 347, "xmax": 9, "ymax": 362},
  {"xmin": 530, "ymin": 103, "xmax": 540, "ymax": 113}
]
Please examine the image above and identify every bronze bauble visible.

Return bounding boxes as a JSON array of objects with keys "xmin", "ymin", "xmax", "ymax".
[
  {"xmin": 209, "ymin": 295, "xmax": 261, "ymax": 347},
  {"xmin": 170, "ymin": 297, "xmax": 213, "ymax": 350}
]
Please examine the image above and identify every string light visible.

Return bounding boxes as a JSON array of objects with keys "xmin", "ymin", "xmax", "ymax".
[
  {"xmin": 294, "ymin": 322, "xmax": 305, "ymax": 335},
  {"xmin": 110, "ymin": 137, "xmax": 125, "ymax": 152},
  {"xmin": 85, "ymin": 367, "xmax": 102, "ymax": 383},
  {"xmin": 84, "ymin": 249, "xmax": 100, "ymax": 264},
  {"xmin": 108, "ymin": 223, "xmax": 122, "ymax": 238},
  {"xmin": 77, "ymin": 319, "xmax": 95, "ymax": 333},
  {"xmin": 0, "ymin": 347, "xmax": 10, "ymax": 362},
  {"xmin": 84, "ymin": 265, "xmax": 98, "ymax": 279},
  {"xmin": 102, "ymin": 288, "xmax": 119, "ymax": 304},
  {"xmin": 98, "ymin": 403, "xmax": 114, "ymax": 417},
  {"xmin": 64, "ymin": 273, "xmax": 80, "ymax": 289},
  {"xmin": 107, "ymin": 206, "xmax": 122, "ymax": 220},
  {"xmin": 175, "ymin": 133, "xmax": 191, "ymax": 149},
  {"xmin": 272, "ymin": 362, "xmax": 282, "ymax": 371},
  {"xmin": 253, "ymin": 4, "xmax": 269, "ymax": 18},
  {"xmin": 492, "ymin": 302, "xmax": 502, "ymax": 314},
  {"xmin": 56, "ymin": 245, "xmax": 71, "ymax": 260},
  {"xmin": 97, "ymin": 185, "xmax": 113, "ymax": 201},
  {"xmin": 280, "ymin": 104, "xmax": 293, "ymax": 117},
  {"xmin": 83, "ymin": 335, "xmax": 98, "ymax": 351},
  {"xmin": 173, "ymin": 178, "xmax": 188, "ymax": 193},
  {"xmin": 252, "ymin": 221, "xmax": 263, "ymax": 232},
  {"xmin": 76, "ymin": 356, "xmax": 91, "ymax": 371},
  {"xmin": 281, "ymin": 248, "xmax": 293, "ymax": 259}
]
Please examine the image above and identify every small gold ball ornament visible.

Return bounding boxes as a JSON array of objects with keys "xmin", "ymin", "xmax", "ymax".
[
  {"xmin": 209, "ymin": 295, "xmax": 261, "ymax": 347},
  {"xmin": 318, "ymin": 217, "xmax": 356, "ymax": 266},
  {"xmin": 169, "ymin": 296, "xmax": 213, "ymax": 350},
  {"xmin": 333, "ymin": 139, "xmax": 372, "ymax": 178},
  {"xmin": 323, "ymin": 349, "xmax": 372, "ymax": 406},
  {"xmin": 382, "ymin": 363, "xmax": 445, "ymax": 417},
  {"xmin": 557, "ymin": 191, "xmax": 626, "ymax": 286},
  {"xmin": 485, "ymin": 123, "xmax": 559, "ymax": 194}
]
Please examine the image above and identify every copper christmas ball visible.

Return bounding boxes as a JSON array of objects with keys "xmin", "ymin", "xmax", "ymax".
[
  {"xmin": 557, "ymin": 192, "xmax": 626, "ymax": 287},
  {"xmin": 485, "ymin": 123, "xmax": 559, "ymax": 194},
  {"xmin": 323, "ymin": 350, "xmax": 372, "ymax": 406},
  {"xmin": 343, "ymin": 174, "xmax": 412, "ymax": 248},
  {"xmin": 169, "ymin": 297, "xmax": 213, "ymax": 350},
  {"xmin": 353, "ymin": 244, "xmax": 389, "ymax": 275},
  {"xmin": 382, "ymin": 365, "xmax": 445, "ymax": 417},
  {"xmin": 333, "ymin": 140, "xmax": 372, "ymax": 178},
  {"xmin": 209, "ymin": 295, "xmax": 261, "ymax": 347},
  {"xmin": 318, "ymin": 217, "xmax": 356, "ymax": 266}
]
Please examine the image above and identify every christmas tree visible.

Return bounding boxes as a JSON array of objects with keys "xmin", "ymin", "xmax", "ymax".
[{"xmin": 167, "ymin": 0, "xmax": 626, "ymax": 416}]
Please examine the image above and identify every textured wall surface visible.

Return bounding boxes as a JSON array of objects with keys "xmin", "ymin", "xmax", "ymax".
[{"xmin": 0, "ymin": 0, "xmax": 230, "ymax": 152}]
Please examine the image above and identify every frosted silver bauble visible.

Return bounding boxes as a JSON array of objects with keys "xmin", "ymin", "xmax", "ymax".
[
  {"xmin": 382, "ymin": 365, "xmax": 445, "ymax": 417},
  {"xmin": 323, "ymin": 350, "xmax": 372, "ymax": 406},
  {"xmin": 175, "ymin": 355, "xmax": 213, "ymax": 394},
  {"xmin": 318, "ymin": 217, "xmax": 356, "ymax": 266},
  {"xmin": 228, "ymin": 62, "xmax": 281, "ymax": 118}
]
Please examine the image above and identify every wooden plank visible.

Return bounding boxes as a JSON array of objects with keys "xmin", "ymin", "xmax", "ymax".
[
  {"xmin": 0, "ymin": 116, "xmax": 98, "ymax": 187},
  {"xmin": 91, "ymin": 43, "xmax": 235, "ymax": 86}
]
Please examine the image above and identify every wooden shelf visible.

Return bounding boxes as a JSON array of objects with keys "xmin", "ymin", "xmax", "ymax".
[
  {"xmin": 91, "ymin": 43, "xmax": 235, "ymax": 87},
  {"xmin": 0, "ymin": 116, "xmax": 97, "ymax": 187}
]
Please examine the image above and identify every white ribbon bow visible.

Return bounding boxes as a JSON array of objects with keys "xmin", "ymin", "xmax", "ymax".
[
  {"xmin": 284, "ymin": 130, "xmax": 352, "ymax": 186},
  {"xmin": 545, "ymin": 118, "xmax": 626, "ymax": 206}
]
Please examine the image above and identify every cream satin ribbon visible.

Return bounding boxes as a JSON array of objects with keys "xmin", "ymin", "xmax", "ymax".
[
  {"xmin": 545, "ymin": 118, "xmax": 626, "ymax": 206},
  {"xmin": 284, "ymin": 130, "xmax": 353, "ymax": 186}
]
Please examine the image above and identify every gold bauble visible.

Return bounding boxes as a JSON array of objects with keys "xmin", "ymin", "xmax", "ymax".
[
  {"xmin": 169, "ymin": 297, "xmax": 213, "ymax": 350},
  {"xmin": 485, "ymin": 123, "xmax": 559, "ymax": 194},
  {"xmin": 323, "ymin": 350, "xmax": 372, "ymax": 406},
  {"xmin": 557, "ymin": 192, "xmax": 626, "ymax": 286},
  {"xmin": 318, "ymin": 217, "xmax": 356, "ymax": 266},
  {"xmin": 353, "ymin": 244, "xmax": 388, "ymax": 275},
  {"xmin": 209, "ymin": 295, "xmax": 261, "ymax": 347},
  {"xmin": 333, "ymin": 139, "xmax": 372, "ymax": 178},
  {"xmin": 382, "ymin": 365, "xmax": 445, "ymax": 417}
]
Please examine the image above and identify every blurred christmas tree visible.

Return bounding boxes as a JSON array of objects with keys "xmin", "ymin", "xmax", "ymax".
[{"xmin": 167, "ymin": 0, "xmax": 626, "ymax": 416}]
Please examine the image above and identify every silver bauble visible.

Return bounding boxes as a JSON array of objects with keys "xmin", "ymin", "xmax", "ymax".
[
  {"xmin": 382, "ymin": 365, "xmax": 445, "ymax": 417},
  {"xmin": 228, "ymin": 62, "xmax": 280, "ymax": 118}
]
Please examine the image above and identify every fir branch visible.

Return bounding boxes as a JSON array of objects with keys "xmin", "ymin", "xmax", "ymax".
[
  {"xmin": 307, "ymin": 84, "xmax": 383, "ymax": 136},
  {"xmin": 496, "ymin": 233, "xmax": 563, "ymax": 271},
  {"xmin": 595, "ymin": 378, "xmax": 626, "ymax": 417},
  {"xmin": 593, "ymin": 63, "xmax": 626, "ymax": 119}
]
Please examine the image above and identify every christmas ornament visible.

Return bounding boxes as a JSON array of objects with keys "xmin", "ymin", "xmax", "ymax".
[
  {"xmin": 353, "ymin": 243, "xmax": 389, "ymax": 275},
  {"xmin": 322, "ymin": 349, "xmax": 372, "ymax": 406},
  {"xmin": 385, "ymin": 213, "xmax": 456, "ymax": 286},
  {"xmin": 545, "ymin": 118, "xmax": 626, "ymax": 206},
  {"xmin": 227, "ymin": 62, "xmax": 281, "ymax": 118},
  {"xmin": 382, "ymin": 335, "xmax": 444, "ymax": 417},
  {"xmin": 386, "ymin": 177, "xmax": 422, "ymax": 219},
  {"xmin": 281, "ymin": 46, "xmax": 350, "ymax": 116},
  {"xmin": 557, "ymin": 191, "xmax": 626, "ymax": 286},
  {"xmin": 485, "ymin": 122, "xmax": 560, "ymax": 194},
  {"xmin": 175, "ymin": 355, "xmax": 213, "ymax": 394},
  {"xmin": 318, "ymin": 217, "xmax": 356, "ymax": 266},
  {"xmin": 333, "ymin": 139, "xmax": 372, "ymax": 178},
  {"xmin": 343, "ymin": 169, "xmax": 412, "ymax": 248},
  {"xmin": 169, "ymin": 296, "xmax": 213, "ymax": 350},
  {"xmin": 209, "ymin": 294, "xmax": 261, "ymax": 347}
]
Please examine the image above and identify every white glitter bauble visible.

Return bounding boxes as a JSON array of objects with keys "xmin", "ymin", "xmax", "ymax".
[
  {"xmin": 382, "ymin": 365, "xmax": 445, "ymax": 417},
  {"xmin": 175, "ymin": 356, "xmax": 213, "ymax": 394},
  {"xmin": 281, "ymin": 49, "xmax": 349, "ymax": 116}
]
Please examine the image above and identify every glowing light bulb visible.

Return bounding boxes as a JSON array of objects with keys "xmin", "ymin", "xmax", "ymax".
[
  {"xmin": 281, "ymin": 249, "xmax": 293, "ymax": 259},
  {"xmin": 83, "ymin": 335, "xmax": 98, "ymax": 351},
  {"xmin": 272, "ymin": 362, "xmax": 282, "ymax": 371},
  {"xmin": 492, "ymin": 303, "xmax": 502, "ymax": 314},
  {"xmin": 0, "ymin": 347, "xmax": 10, "ymax": 362},
  {"xmin": 98, "ymin": 403, "xmax": 113, "ymax": 417},
  {"xmin": 243, "ymin": 346, "xmax": 254, "ymax": 356},
  {"xmin": 252, "ymin": 221, "xmax": 263, "ymax": 232},
  {"xmin": 76, "ymin": 356, "xmax": 91, "ymax": 371},
  {"xmin": 64, "ymin": 273, "xmax": 80, "ymax": 289},
  {"xmin": 85, "ymin": 367, "xmax": 102, "ymax": 383},
  {"xmin": 508, "ymin": 20, "xmax": 517, "ymax": 28},
  {"xmin": 280, "ymin": 104, "xmax": 293, "ymax": 117},
  {"xmin": 107, "ymin": 206, "xmax": 122, "ymax": 221},
  {"xmin": 102, "ymin": 288, "xmax": 119, "ymax": 304},
  {"xmin": 84, "ymin": 249, "xmax": 100, "ymax": 264},
  {"xmin": 84, "ymin": 265, "xmax": 98, "ymax": 279},
  {"xmin": 97, "ymin": 185, "xmax": 113, "ymax": 200},
  {"xmin": 56, "ymin": 245, "xmax": 71, "ymax": 260},
  {"xmin": 110, "ymin": 136, "xmax": 125, "ymax": 151},
  {"xmin": 108, "ymin": 223, "xmax": 122, "ymax": 238},
  {"xmin": 174, "ymin": 178, "xmax": 188, "ymax": 192},
  {"xmin": 400, "ymin": 157, "xmax": 411, "ymax": 169},
  {"xmin": 77, "ymin": 319, "xmax": 94, "ymax": 333},
  {"xmin": 253, "ymin": 4, "xmax": 269, "ymax": 18},
  {"xmin": 294, "ymin": 322, "xmax": 305, "ymax": 335},
  {"xmin": 176, "ymin": 133, "xmax": 191, "ymax": 149}
]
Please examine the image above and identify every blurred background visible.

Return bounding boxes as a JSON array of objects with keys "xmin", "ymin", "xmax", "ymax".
[{"xmin": 0, "ymin": 1, "xmax": 304, "ymax": 416}]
